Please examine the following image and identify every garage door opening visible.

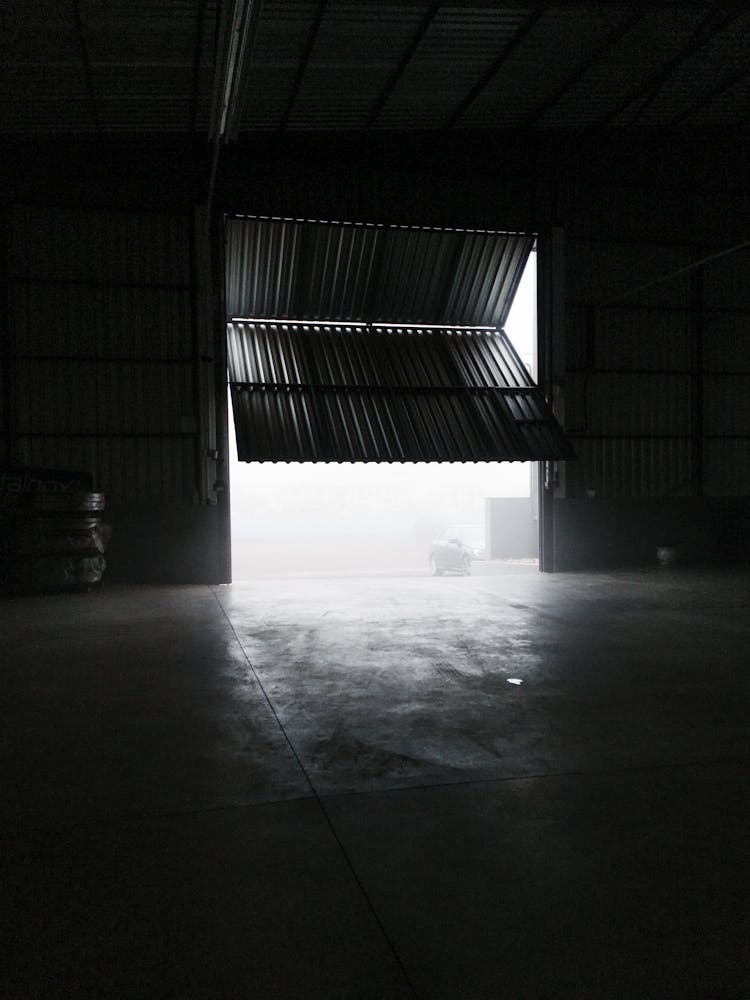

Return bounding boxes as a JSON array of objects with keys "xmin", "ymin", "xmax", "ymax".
[{"xmin": 229, "ymin": 248, "xmax": 541, "ymax": 580}]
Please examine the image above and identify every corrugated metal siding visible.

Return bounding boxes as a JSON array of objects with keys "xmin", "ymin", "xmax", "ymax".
[
  {"xmin": 564, "ymin": 233, "xmax": 699, "ymax": 498},
  {"xmin": 7, "ymin": 205, "xmax": 197, "ymax": 505},
  {"xmin": 565, "ymin": 239, "xmax": 693, "ymax": 308},
  {"xmin": 586, "ymin": 374, "xmax": 692, "ymax": 436},
  {"xmin": 704, "ymin": 376, "xmax": 750, "ymax": 438},
  {"xmin": 700, "ymin": 251, "xmax": 750, "ymax": 496},
  {"xmin": 702, "ymin": 314, "xmax": 750, "ymax": 371},
  {"xmin": 704, "ymin": 440, "xmax": 750, "ymax": 496},
  {"xmin": 702, "ymin": 247, "xmax": 750, "ymax": 311},
  {"xmin": 569, "ymin": 438, "xmax": 693, "ymax": 499},
  {"xmin": 227, "ymin": 322, "xmax": 572, "ymax": 463},
  {"xmin": 564, "ymin": 216, "xmax": 750, "ymax": 501},
  {"xmin": 226, "ymin": 216, "xmax": 533, "ymax": 327}
]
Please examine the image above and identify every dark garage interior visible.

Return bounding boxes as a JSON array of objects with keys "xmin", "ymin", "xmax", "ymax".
[{"xmin": 2, "ymin": 3, "xmax": 750, "ymax": 997}]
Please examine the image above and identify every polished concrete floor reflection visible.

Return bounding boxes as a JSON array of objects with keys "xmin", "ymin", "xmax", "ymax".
[{"xmin": 3, "ymin": 568, "xmax": 749, "ymax": 998}]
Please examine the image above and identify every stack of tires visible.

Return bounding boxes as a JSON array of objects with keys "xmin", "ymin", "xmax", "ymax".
[{"xmin": 15, "ymin": 492, "xmax": 110, "ymax": 593}]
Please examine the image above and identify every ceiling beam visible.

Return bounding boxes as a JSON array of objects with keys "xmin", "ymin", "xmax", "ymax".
[
  {"xmin": 592, "ymin": 8, "xmax": 744, "ymax": 130},
  {"xmin": 366, "ymin": 4, "xmax": 439, "ymax": 129},
  {"xmin": 445, "ymin": 7, "xmax": 544, "ymax": 129},
  {"xmin": 279, "ymin": 0, "xmax": 327, "ymax": 130},
  {"xmin": 517, "ymin": 8, "xmax": 645, "ymax": 131},
  {"xmin": 72, "ymin": 0, "xmax": 101, "ymax": 136}
]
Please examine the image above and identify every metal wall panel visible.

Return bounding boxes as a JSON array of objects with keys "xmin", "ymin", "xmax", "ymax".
[
  {"xmin": 591, "ymin": 308, "xmax": 693, "ymax": 372},
  {"xmin": 13, "ymin": 436, "xmax": 195, "ymax": 506},
  {"xmin": 703, "ymin": 440, "xmax": 750, "ymax": 497},
  {"xmin": 7, "ymin": 205, "xmax": 197, "ymax": 505},
  {"xmin": 13, "ymin": 360, "xmax": 192, "ymax": 435},
  {"xmin": 10, "ymin": 206, "xmax": 190, "ymax": 285},
  {"xmin": 702, "ymin": 247, "xmax": 750, "ymax": 310},
  {"xmin": 566, "ymin": 239, "xmax": 692, "ymax": 308},
  {"xmin": 564, "ymin": 215, "xmax": 750, "ymax": 500},
  {"xmin": 564, "ymin": 229, "xmax": 703, "ymax": 499},
  {"xmin": 226, "ymin": 216, "xmax": 533, "ymax": 327},
  {"xmin": 585, "ymin": 373, "xmax": 692, "ymax": 436},
  {"xmin": 702, "ymin": 314, "xmax": 750, "ymax": 371},
  {"xmin": 704, "ymin": 376, "xmax": 750, "ymax": 437},
  {"xmin": 566, "ymin": 437, "xmax": 693, "ymax": 499},
  {"xmin": 10, "ymin": 284, "xmax": 193, "ymax": 360}
]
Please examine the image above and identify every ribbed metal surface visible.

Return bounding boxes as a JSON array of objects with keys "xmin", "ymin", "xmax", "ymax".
[
  {"xmin": 704, "ymin": 440, "xmax": 750, "ymax": 497},
  {"xmin": 704, "ymin": 376, "xmax": 750, "ymax": 437},
  {"xmin": 626, "ymin": 11, "xmax": 750, "ymax": 128},
  {"xmin": 568, "ymin": 438, "xmax": 693, "ymax": 499},
  {"xmin": 459, "ymin": 7, "xmax": 631, "ymax": 129},
  {"xmin": 226, "ymin": 216, "xmax": 533, "ymax": 327},
  {"xmin": 702, "ymin": 248, "xmax": 750, "ymax": 310},
  {"xmin": 13, "ymin": 360, "xmax": 192, "ymax": 436},
  {"xmin": 10, "ymin": 205, "xmax": 190, "ymax": 285},
  {"xmin": 539, "ymin": 7, "xmax": 708, "ymax": 128},
  {"xmin": 592, "ymin": 308, "xmax": 693, "ymax": 372},
  {"xmin": 586, "ymin": 374, "xmax": 691, "ymax": 436},
  {"xmin": 14, "ymin": 436, "xmax": 195, "ymax": 505},
  {"xmin": 3, "ymin": 2, "xmax": 749, "ymax": 135},
  {"xmin": 7, "ymin": 205, "xmax": 197, "ymax": 504},
  {"xmin": 11, "ymin": 284, "xmax": 192, "ymax": 360},
  {"xmin": 227, "ymin": 322, "xmax": 572, "ymax": 463},
  {"xmin": 245, "ymin": 1, "xmax": 428, "ymax": 131},
  {"xmin": 373, "ymin": 6, "xmax": 533, "ymax": 129},
  {"xmin": 1, "ymin": 0, "xmax": 215, "ymax": 134},
  {"xmin": 702, "ymin": 314, "xmax": 750, "ymax": 372},
  {"xmin": 566, "ymin": 240, "xmax": 692, "ymax": 308}
]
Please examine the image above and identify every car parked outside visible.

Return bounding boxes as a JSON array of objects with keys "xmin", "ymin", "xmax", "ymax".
[{"xmin": 429, "ymin": 523, "xmax": 485, "ymax": 576}]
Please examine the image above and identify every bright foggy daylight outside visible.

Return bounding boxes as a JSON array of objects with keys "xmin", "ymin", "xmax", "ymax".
[{"xmin": 229, "ymin": 252, "xmax": 537, "ymax": 579}]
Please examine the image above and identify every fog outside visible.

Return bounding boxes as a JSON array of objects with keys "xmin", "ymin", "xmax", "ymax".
[{"xmin": 230, "ymin": 253, "xmax": 537, "ymax": 578}]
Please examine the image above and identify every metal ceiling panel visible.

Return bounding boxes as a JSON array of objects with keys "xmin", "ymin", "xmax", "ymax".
[
  {"xmin": 227, "ymin": 322, "xmax": 573, "ymax": 463},
  {"xmin": 375, "ymin": 6, "xmax": 533, "ymax": 129},
  {"xmin": 459, "ymin": 7, "xmax": 632, "ymax": 128},
  {"xmin": 538, "ymin": 6, "xmax": 709, "ymax": 128},
  {"xmin": 226, "ymin": 216, "xmax": 533, "ymax": 327},
  {"xmin": 637, "ymin": 11, "xmax": 750, "ymax": 128},
  {"xmin": 2, "ymin": 2, "xmax": 750, "ymax": 136}
]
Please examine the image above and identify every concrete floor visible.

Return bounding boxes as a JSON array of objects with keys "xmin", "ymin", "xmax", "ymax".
[{"xmin": 2, "ymin": 567, "xmax": 749, "ymax": 998}]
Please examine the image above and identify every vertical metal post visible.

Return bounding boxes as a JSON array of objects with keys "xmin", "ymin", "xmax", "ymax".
[
  {"xmin": 537, "ymin": 226, "xmax": 565, "ymax": 572},
  {"xmin": 0, "ymin": 207, "xmax": 14, "ymax": 466},
  {"xmin": 213, "ymin": 210, "xmax": 232, "ymax": 582},
  {"xmin": 690, "ymin": 254, "xmax": 704, "ymax": 497},
  {"xmin": 189, "ymin": 210, "xmax": 207, "ymax": 503}
]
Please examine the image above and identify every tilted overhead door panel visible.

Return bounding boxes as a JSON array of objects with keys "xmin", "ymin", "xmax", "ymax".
[
  {"xmin": 226, "ymin": 216, "xmax": 534, "ymax": 327},
  {"xmin": 227, "ymin": 322, "xmax": 573, "ymax": 463}
]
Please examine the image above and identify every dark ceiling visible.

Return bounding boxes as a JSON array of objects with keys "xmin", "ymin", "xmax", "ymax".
[{"xmin": 2, "ymin": 2, "xmax": 749, "ymax": 140}]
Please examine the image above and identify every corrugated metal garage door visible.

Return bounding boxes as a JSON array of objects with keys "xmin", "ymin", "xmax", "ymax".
[{"xmin": 225, "ymin": 216, "xmax": 573, "ymax": 463}]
